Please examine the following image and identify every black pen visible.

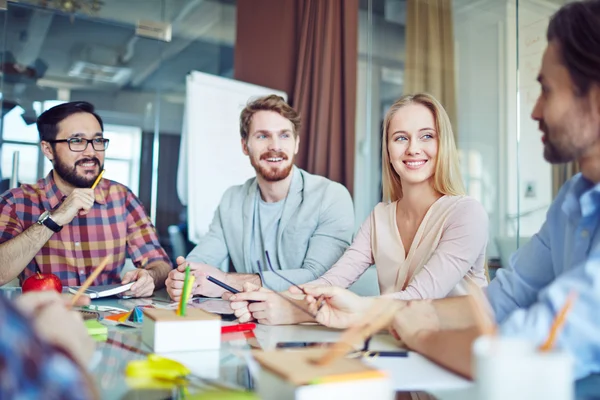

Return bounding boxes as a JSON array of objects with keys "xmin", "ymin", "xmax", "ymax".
[
  {"xmin": 347, "ymin": 350, "xmax": 409, "ymax": 359},
  {"xmin": 206, "ymin": 275, "xmax": 258, "ymax": 303},
  {"xmin": 371, "ymin": 351, "xmax": 409, "ymax": 358}
]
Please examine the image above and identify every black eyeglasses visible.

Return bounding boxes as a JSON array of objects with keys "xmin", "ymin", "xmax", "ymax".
[{"xmin": 46, "ymin": 137, "xmax": 109, "ymax": 152}]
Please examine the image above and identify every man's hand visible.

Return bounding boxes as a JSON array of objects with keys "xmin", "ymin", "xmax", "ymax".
[
  {"xmin": 229, "ymin": 283, "xmax": 311, "ymax": 325},
  {"xmin": 15, "ymin": 292, "xmax": 95, "ymax": 367},
  {"xmin": 390, "ymin": 299, "xmax": 441, "ymax": 349},
  {"xmin": 122, "ymin": 269, "xmax": 155, "ymax": 298},
  {"xmin": 302, "ymin": 286, "xmax": 375, "ymax": 329},
  {"xmin": 51, "ymin": 188, "xmax": 95, "ymax": 226},
  {"xmin": 165, "ymin": 256, "xmax": 227, "ymax": 301}
]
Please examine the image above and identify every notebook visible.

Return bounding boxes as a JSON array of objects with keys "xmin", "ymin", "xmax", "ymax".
[{"xmin": 68, "ymin": 282, "xmax": 134, "ymax": 299}]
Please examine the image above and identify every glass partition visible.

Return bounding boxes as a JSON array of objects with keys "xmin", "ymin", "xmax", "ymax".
[
  {"xmin": 357, "ymin": 0, "xmax": 568, "ymax": 277},
  {"xmin": 0, "ymin": 0, "xmax": 236, "ymax": 261}
]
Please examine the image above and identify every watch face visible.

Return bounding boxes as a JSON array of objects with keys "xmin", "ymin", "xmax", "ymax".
[{"xmin": 38, "ymin": 211, "xmax": 49, "ymax": 223}]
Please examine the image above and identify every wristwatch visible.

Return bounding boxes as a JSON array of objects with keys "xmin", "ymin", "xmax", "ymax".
[{"xmin": 37, "ymin": 210, "xmax": 62, "ymax": 233}]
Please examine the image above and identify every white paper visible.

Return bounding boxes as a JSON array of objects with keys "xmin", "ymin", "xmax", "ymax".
[{"xmin": 364, "ymin": 352, "xmax": 473, "ymax": 392}]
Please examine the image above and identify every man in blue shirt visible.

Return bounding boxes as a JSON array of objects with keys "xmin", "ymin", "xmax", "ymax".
[{"xmin": 300, "ymin": 0, "xmax": 600, "ymax": 380}]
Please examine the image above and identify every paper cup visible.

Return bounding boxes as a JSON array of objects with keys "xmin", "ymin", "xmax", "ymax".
[{"xmin": 473, "ymin": 336, "xmax": 573, "ymax": 400}]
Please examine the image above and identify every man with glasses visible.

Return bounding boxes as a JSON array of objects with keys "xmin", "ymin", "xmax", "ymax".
[{"xmin": 0, "ymin": 101, "xmax": 171, "ymax": 297}]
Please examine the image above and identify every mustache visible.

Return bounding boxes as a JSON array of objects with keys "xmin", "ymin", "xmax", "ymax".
[
  {"xmin": 539, "ymin": 121, "xmax": 548, "ymax": 134},
  {"xmin": 75, "ymin": 157, "xmax": 100, "ymax": 167},
  {"xmin": 260, "ymin": 151, "xmax": 288, "ymax": 160}
]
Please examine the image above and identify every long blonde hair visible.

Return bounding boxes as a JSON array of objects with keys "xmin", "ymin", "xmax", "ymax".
[{"xmin": 381, "ymin": 93, "xmax": 465, "ymax": 202}]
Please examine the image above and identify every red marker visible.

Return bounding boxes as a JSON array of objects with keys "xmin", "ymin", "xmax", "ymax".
[{"xmin": 221, "ymin": 323, "xmax": 256, "ymax": 334}]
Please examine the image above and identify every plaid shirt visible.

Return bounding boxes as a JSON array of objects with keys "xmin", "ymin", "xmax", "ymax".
[
  {"xmin": 0, "ymin": 172, "xmax": 171, "ymax": 286},
  {"xmin": 0, "ymin": 296, "xmax": 92, "ymax": 400}
]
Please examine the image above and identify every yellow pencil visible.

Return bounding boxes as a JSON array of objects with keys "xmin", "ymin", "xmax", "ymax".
[
  {"xmin": 91, "ymin": 169, "xmax": 105, "ymax": 189},
  {"xmin": 71, "ymin": 254, "xmax": 111, "ymax": 306},
  {"xmin": 539, "ymin": 291, "xmax": 577, "ymax": 352},
  {"xmin": 185, "ymin": 275, "xmax": 195, "ymax": 302}
]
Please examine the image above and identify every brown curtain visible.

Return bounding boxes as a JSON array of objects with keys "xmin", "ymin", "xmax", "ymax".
[
  {"xmin": 404, "ymin": 0, "xmax": 457, "ymax": 137},
  {"xmin": 552, "ymin": 162, "xmax": 580, "ymax": 198},
  {"xmin": 235, "ymin": 0, "xmax": 358, "ymax": 194}
]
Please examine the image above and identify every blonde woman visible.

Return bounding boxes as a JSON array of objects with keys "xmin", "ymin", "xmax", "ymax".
[{"xmin": 230, "ymin": 93, "xmax": 489, "ymax": 324}]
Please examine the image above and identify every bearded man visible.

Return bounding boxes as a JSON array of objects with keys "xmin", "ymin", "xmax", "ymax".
[
  {"xmin": 166, "ymin": 95, "xmax": 354, "ymax": 299},
  {"xmin": 0, "ymin": 101, "xmax": 171, "ymax": 298}
]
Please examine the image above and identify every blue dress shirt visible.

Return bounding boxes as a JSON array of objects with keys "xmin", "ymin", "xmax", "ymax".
[{"xmin": 488, "ymin": 173, "xmax": 600, "ymax": 379}]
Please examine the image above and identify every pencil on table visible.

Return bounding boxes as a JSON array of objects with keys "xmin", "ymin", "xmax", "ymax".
[
  {"xmin": 71, "ymin": 254, "xmax": 111, "ymax": 306},
  {"xmin": 91, "ymin": 169, "xmax": 105, "ymax": 190},
  {"xmin": 539, "ymin": 291, "xmax": 577, "ymax": 352}
]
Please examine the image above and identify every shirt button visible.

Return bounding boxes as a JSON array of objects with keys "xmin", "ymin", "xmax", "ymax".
[
  {"xmin": 581, "ymin": 230, "xmax": 589, "ymax": 238},
  {"xmin": 75, "ymin": 242, "xmax": 80, "ymax": 246}
]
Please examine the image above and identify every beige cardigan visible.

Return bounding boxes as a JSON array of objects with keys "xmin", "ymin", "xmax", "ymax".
[{"xmin": 310, "ymin": 195, "xmax": 489, "ymax": 299}]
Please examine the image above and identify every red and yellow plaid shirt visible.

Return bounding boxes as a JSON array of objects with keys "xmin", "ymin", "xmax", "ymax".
[{"xmin": 0, "ymin": 172, "xmax": 171, "ymax": 286}]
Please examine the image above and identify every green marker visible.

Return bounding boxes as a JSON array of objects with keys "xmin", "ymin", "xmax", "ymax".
[{"xmin": 180, "ymin": 265, "xmax": 191, "ymax": 316}]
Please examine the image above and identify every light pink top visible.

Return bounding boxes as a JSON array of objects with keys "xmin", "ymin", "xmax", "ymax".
[{"xmin": 309, "ymin": 195, "xmax": 489, "ymax": 299}]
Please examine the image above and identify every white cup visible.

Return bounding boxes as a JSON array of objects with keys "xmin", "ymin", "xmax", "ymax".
[{"xmin": 472, "ymin": 335, "xmax": 574, "ymax": 400}]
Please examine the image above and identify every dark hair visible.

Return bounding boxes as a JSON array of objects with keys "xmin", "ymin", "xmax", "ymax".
[
  {"xmin": 37, "ymin": 101, "xmax": 104, "ymax": 142},
  {"xmin": 547, "ymin": 0, "xmax": 600, "ymax": 96},
  {"xmin": 239, "ymin": 95, "xmax": 301, "ymax": 140}
]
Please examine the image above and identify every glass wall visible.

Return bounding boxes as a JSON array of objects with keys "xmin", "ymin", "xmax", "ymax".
[
  {"xmin": 0, "ymin": 0, "xmax": 236, "ymax": 259},
  {"xmin": 357, "ymin": 0, "xmax": 567, "ymax": 276},
  {"xmin": 0, "ymin": 0, "xmax": 570, "ymax": 271}
]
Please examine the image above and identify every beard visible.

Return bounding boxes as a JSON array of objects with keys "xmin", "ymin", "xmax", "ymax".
[
  {"xmin": 541, "ymin": 120, "xmax": 590, "ymax": 164},
  {"xmin": 249, "ymin": 150, "xmax": 294, "ymax": 182},
  {"xmin": 53, "ymin": 156, "xmax": 103, "ymax": 188}
]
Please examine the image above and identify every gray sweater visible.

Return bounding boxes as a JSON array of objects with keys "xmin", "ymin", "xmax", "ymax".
[{"xmin": 186, "ymin": 167, "xmax": 355, "ymax": 291}]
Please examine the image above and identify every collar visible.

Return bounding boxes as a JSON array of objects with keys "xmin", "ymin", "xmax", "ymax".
[
  {"xmin": 562, "ymin": 173, "xmax": 600, "ymax": 219},
  {"xmin": 41, "ymin": 171, "xmax": 108, "ymax": 209}
]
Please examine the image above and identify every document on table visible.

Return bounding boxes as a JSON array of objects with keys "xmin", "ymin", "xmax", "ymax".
[{"xmin": 364, "ymin": 352, "xmax": 473, "ymax": 392}]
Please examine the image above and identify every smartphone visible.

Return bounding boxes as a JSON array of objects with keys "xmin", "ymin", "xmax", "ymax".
[{"xmin": 276, "ymin": 342, "xmax": 331, "ymax": 349}]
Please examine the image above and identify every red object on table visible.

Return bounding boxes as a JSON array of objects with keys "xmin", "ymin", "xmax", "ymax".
[
  {"xmin": 22, "ymin": 272, "xmax": 63, "ymax": 293},
  {"xmin": 221, "ymin": 323, "xmax": 256, "ymax": 334}
]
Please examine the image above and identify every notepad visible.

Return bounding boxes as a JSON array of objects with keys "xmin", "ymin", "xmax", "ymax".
[
  {"xmin": 68, "ymin": 282, "xmax": 134, "ymax": 299},
  {"xmin": 84, "ymin": 319, "xmax": 108, "ymax": 336}
]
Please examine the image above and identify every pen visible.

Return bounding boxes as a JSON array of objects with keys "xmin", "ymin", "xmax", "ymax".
[
  {"xmin": 221, "ymin": 323, "xmax": 256, "ymax": 334},
  {"xmin": 207, "ymin": 275, "xmax": 239, "ymax": 294},
  {"xmin": 367, "ymin": 351, "xmax": 408, "ymax": 358},
  {"xmin": 206, "ymin": 275, "xmax": 258, "ymax": 303}
]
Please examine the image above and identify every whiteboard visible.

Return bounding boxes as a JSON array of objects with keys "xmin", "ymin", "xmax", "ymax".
[{"xmin": 177, "ymin": 71, "xmax": 286, "ymax": 243}]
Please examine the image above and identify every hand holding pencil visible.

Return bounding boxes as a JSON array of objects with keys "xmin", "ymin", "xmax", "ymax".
[{"xmin": 48, "ymin": 170, "xmax": 104, "ymax": 227}]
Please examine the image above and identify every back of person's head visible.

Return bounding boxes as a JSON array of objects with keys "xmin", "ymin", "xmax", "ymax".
[
  {"xmin": 239, "ymin": 95, "xmax": 301, "ymax": 141},
  {"xmin": 547, "ymin": 0, "xmax": 600, "ymax": 96},
  {"xmin": 37, "ymin": 101, "xmax": 103, "ymax": 142},
  {"xmin": 381, "ymin": 93, "xmax": 465, "ymax": 202}
]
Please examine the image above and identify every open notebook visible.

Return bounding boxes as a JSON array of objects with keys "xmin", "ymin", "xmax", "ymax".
[{"xmin": 68, "ymin": 282, "xmax": 134, "ymax": 299}]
